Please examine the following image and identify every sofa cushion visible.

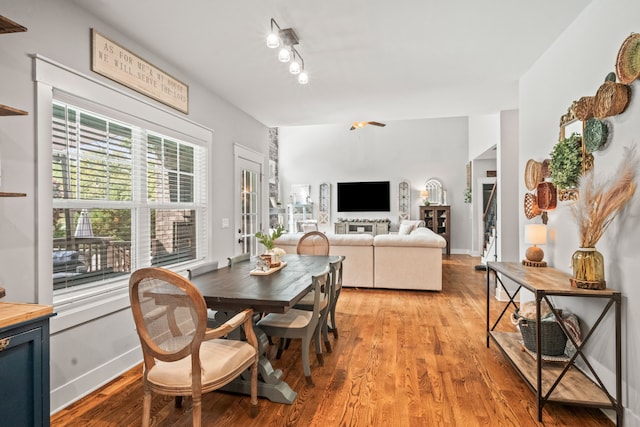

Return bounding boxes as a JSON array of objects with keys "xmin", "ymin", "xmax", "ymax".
[
  {"xmin": 374, "ymin": 228, "xmax": 446, "ymax": 248},
  {"xmin": 399, "ymin": 219, "xmax": 425, "ymax": 234},
  {"xmin": 327, "ymin": 233, "xmax": 374, "ymax": 246}
]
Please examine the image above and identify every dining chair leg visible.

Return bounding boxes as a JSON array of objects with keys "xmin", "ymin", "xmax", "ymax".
[
  {"xmin": 314, "ymin": 322, "xmax": 324, "ymax": 367},
  {"xmin": 250, "ymin": 357, "xmax": 259, "ymax": 418},
  {"xmin": 192, "ymin": 394, "xmax": 202, "ymax": 427},
  {"xmin": 142, "ymin": 388, "xmax": 152, "ymax": 427},
  {"xmin": 301, "ymin": 335, "xmax": 314, "ymax": 387},
  {"xmin": 319, "ymin": 307, "xmax": 332, "ymax": 353},
  {"xmin": 323, "ymin": 320, "xmax": 332, "ymax": 353},
  {"xmin": 329, "ymin": 308, "xmax": 339, "ymax": 338}
]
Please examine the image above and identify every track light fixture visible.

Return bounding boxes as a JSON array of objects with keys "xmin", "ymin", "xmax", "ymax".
[{"xmin": 266, "ymin": 18, "xmax": 309, "ymax": 84}]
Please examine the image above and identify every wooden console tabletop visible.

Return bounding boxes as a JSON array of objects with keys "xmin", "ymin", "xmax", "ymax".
[{"xmin": 0, "ymin": 302, "xmax": 54, "ymax": 329}]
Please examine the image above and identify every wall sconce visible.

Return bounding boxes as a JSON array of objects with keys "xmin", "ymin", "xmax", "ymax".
[
  {"xmin": 522, "ymin": 223, "xmax": 547, "ymax": 267},
  {"xmin": 266, "ymin": 18, "xmax": 309, "ymax": 85}
]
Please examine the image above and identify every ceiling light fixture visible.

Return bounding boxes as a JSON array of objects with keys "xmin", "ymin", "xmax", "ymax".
[{"xmin": 267, "ymin": 18, "xmax": 308, "ymax": 85}]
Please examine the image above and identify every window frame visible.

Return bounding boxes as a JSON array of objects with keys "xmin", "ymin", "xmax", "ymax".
[
  {"xmin": 34, "ymin": 55, "xmax": 212, "ymax": 327},
  {"xmin": 51, "ymin": 102, "xmax": 207, "ymax": 294}
]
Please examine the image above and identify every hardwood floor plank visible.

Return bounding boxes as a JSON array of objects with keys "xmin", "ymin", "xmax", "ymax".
[{"xmin": 51, "ymin": 255, "xmax": 615, "ymax": 427}]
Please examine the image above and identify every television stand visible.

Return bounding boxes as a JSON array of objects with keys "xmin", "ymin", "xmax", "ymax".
[{"xmin": 334, "ymin": 220, "xmax": 389, "ymax": 236}]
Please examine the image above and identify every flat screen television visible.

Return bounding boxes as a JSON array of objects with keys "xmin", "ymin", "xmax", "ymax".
[{"xmin": 337, "ymin": 181, "xmax": 390, "ymax": 212}]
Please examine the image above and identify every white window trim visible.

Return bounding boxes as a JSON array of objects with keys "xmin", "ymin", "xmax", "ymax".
[{"xmin": 33, "ymin": 55, "xmax": 213, "ymax": 331}]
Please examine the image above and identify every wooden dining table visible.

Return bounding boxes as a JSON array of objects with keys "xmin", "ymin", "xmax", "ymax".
[{"xmin": 189, "ymin": 253, "xmax": 339, "ymax": 404}]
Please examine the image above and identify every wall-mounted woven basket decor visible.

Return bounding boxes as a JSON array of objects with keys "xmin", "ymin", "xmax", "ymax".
[{"xmin": 616, "ymin": 33, "xmax": 640, "ymax": 84}]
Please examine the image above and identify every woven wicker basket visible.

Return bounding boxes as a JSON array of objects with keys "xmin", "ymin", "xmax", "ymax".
[
  {"xmin": 575, "ymin": 96, "xmax": 594, "ymax": 121},
  {"xmin": 616, "ymin": 33, "xmax": 640, "ymax": 84},
  {"xmin": 594, "ymin": 81, "xmax": 630, "ymax": 118},
  {"xmin": 524, "ymin": 159, "xmax": 541, "ymax": 191},
  {"xmin": 515, "ymin": 315, "xmax": 568, "ymax": 356},
  {"xmin": 536, "ymin": 181, "xmax": 557, "ymax": 211},
  {"xmin": 524, "ymin": 193, "xmax": 541, "ymax": 219}
]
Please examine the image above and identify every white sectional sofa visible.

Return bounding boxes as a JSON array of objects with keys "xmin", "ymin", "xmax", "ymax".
[{"xmin": 274, "ymin": 225, "xmax": 446, "ymax": 291}]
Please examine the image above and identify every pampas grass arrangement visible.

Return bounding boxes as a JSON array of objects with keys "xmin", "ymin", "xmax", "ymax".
[
  {"xmin": 570, "ymin": 146, "xmax": 638, "ymax": 288},
  {"xmin": 572, "ymin": 146, "xmax": 638, "ymax": 248}
]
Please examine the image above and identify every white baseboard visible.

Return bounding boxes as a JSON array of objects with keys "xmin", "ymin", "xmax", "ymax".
[{"xmin": 50, "ymin": 346, "xmax": 142, "ymax": 415}]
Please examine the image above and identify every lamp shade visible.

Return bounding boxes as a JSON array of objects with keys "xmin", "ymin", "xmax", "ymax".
[
  {"xmin": 266, "ymin": 33, "xmax": 280, "ymax": 48},
  {"xmin": 289, "ymin": 60, "xmax": 301, "ymax": 74},
  {"xmin": 525, "ymin": 224, "xmax": 547, "ymax": 245},
  {"xmin": 278, "ymin": 47, "xmax": 291, "ymax": 62},
  {"xmin": 420, "ymin": 190, "xmax": 430, "ymax": 198}
]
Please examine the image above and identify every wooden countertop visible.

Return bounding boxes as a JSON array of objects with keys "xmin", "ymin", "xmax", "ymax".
[{"xmin": 0, "ymin": 302, "xmax": 54, "ymax": 329}]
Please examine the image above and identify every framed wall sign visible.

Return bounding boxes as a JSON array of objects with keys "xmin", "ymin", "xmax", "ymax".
[{"xmin": 91, "ymin": 29, "xmax": 189, "ymax": 114}]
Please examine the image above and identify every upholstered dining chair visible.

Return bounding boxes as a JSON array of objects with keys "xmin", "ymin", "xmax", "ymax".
[
  {"xmin": 129, "ymin": 267, "xmax": 259, "ymax": 427},
  {"xmin": 296, "ymin": 231, "xmax": 330, "ymax": 255},
  {"xmin": 187, "ymin": 261, "xmax": 219, "ymax": 329},
  {"xmin": 257, "ymin": 265, "xmax": 331, "ymax": 386},
  {"xmin": 228, "ymin": 252, "xmax": 251, "ymax": 266}
]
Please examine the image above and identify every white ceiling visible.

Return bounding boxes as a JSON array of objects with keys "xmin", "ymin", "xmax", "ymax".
[{"xmin": 72, "ymin": 0, "xmax": 592, "ymax": 128}]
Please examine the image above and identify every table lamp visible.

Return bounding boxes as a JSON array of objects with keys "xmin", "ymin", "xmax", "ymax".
[
  {"xmin": 420, "ymin": 190, "xmax": 430, "ymax": 205},
  {"xmin": 523, "ymin": 223, "xmax": 547, "ymax": 267}
]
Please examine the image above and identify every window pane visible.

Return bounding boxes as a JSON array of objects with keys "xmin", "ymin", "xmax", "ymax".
[
  {"xmin": 151, "ymin": 209, "xmax": 196, "ymax": 266},
  {"xmin": 53, "ymin": 208, "xmax": 132, "ymax": 291}
]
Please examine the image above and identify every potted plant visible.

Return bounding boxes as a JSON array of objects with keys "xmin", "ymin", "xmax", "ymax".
[
  {"xmin": 550, "ymin": 133, "xmax": 583, "ymax": 190},
  {"xmin": 255, "ymin": 224, "xmax": 285, "ymax": 266}
]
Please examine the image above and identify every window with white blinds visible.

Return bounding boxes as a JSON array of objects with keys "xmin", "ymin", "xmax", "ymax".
[{"xmin": 52, "ymin": 101, "xmax": 207, "ymax": 292}]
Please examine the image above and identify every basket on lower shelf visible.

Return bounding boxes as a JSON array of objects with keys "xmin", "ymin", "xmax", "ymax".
[{"xmin": 515, "ymin": 316, "xmax": 568, "ymax": 356}]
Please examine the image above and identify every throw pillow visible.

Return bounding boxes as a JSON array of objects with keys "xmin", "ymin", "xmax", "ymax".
[
  {"xmin": 398, "ymin": 223, "xmax": 412, "ymax": 235},
  {"xmin": 302, "ymin": 223, "xmax": 318, "ymax": 233}
]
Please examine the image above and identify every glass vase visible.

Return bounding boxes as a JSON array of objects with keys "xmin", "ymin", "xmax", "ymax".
[{"xmin": 571, "ymin": 247, "xmax": 606, "ymax": 289}]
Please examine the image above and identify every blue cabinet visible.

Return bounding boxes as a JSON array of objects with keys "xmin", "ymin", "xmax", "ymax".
[{"xmin": 0, "ymin": 304, "xmax": 54, "ymax": 427}]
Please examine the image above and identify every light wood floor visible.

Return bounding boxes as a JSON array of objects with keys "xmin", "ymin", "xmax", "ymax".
[{"xmin": 51, "ymin": 255, "xmax": 614, "ymax": 426}]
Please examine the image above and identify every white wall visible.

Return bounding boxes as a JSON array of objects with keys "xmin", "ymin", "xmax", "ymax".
[
  {"xmin": 498, "ymin": 109, "xmax": 519, "ymax": 263},
  {"xmin": 469, "ymin": 113, "xmax": 499, "ymax": 161},
  {"xmin": 0, "ymin": 0, "xmax": 269, "ymax": 412},
  {"xmin": 278, "ymin": 117, "xmax": 471, "ymax": 253},
  {"xmin": 521, "ymin": 0, "xmax": 639, "ymax": 423}
]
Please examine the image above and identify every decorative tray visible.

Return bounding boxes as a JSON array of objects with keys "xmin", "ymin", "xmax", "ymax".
[{"xmin": 250, "ymin": 261, "xmax": 287, "ymax": 276}]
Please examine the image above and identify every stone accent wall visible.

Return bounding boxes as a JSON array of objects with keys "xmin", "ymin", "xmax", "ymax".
[{"xmin": 268, "ymin": 128, "xmax": 283, "ymax": 228}]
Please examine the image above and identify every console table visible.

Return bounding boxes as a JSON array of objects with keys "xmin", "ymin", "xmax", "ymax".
[
  {"xmin": 486, "ymin": 262, "xmax": 622, "ymax": 424},
  {"xmin": 334, "ymin": 221, "xmax": 389, "ymax": 236}
]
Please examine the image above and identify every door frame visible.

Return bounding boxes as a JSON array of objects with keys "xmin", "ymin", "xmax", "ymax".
[
  {"xmin": 233, "ymin": 144, "xmax": 267, "ymax": 256},
  {"xmin": 475, "ymin": 177, "xmax": 497, "ymax": 256}
]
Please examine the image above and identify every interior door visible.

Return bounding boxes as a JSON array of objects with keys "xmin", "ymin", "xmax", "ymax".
[{"xmin": 234, "ymin": 147, "xmax": 263, "ymax": 257}]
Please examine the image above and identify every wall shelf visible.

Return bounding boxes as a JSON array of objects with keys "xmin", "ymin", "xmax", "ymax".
[
  {"xmin": 0, "ymin": 15, "xmax": 27, "ymax": 34},
  {"xmin": 0, "ymin": 104, "xmax": 28, "ymax": 116},
  {"xmin": 1, "ymin": 18, "xmax": 28, "ymax": 197}
]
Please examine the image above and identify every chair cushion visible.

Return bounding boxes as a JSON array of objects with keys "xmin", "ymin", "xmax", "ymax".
[
  {"xmin": 147, "ymin": 339, "xmax": 255, "ymax": 389},
  {"xmin": 257, "ymin": 309, "xmax": 314, "ymax": 329}
]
